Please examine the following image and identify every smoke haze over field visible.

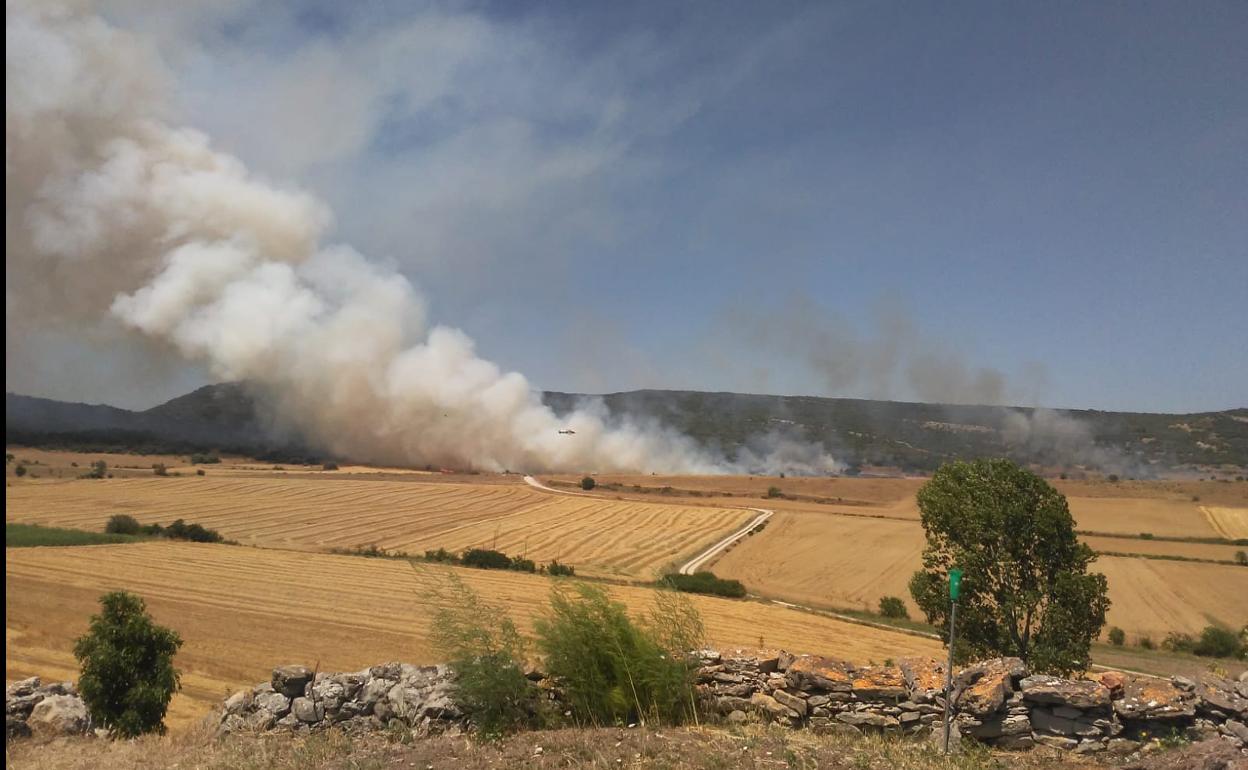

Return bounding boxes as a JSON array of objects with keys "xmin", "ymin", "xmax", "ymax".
[{"xmin": 4, "ymin": 1, "xmax": 833, "ymax": 474}]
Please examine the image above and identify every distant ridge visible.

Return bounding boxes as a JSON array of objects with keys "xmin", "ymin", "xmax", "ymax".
[{"xmin": 7, "ymin": 385, "xmax": 1247, "ymax": 473}]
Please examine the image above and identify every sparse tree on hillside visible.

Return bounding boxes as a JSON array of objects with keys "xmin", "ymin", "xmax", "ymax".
[
  {"xmin": 908, "ymin": 459, "xmax": 1109, "ymax": 675},
  {"xmin": 581, "ymin": 476, "xmax": 595, "ymax": 491},
  {"xmin": 73, "ymin": 592, "xmax": 182, "ymax": 737}
]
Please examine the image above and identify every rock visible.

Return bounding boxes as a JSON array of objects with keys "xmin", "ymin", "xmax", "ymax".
[
  {"xmin": 726, "ymin": 709, "xmax": 749, "ymax": 724},
  {"xmin": 836, "ymin": 711, "xmax": 899, "ymax": 729},
  {"xmin": 272, "ymin": 666, "xmax": 315, "ymax": 699},
  {"xmin": 223, "ymin": 690, "xmax": 252, "ymax": 716},
  {"xmin": 1195, "ymin": 674, "xmax": 1248, "ymax": 719},
  {"xmin": 996, "ymin": 734, "xmax": 1035, "ymax": 750},
  {"xmin": 6, "ymin": 678, "xmax": 40, "ymax": 698},
  {"xmin": 254, "ymin": 691, "xmax": 291, "ymax": 718},
  {"xmin": 1096, "ymin": 671, "xmax": 1127, "ymax": 697},
  {"xmin": 1221, "ymin": 719, "xmax": 1248, "ymax": 743},
  {"xmin": 772, "ymin": 689, "xmax": 807, "ymax": 717},
  {"xmin": 7, "ymin": 714, "xmax": 33, "ymax": 740},
  {"xmin": 1020, "ymin": 675, "xmax": 1111, "ymax": 710},
  {"xmin": 813, "ymin": 720, "xmax": 862, "ymax": 737},
  {"xmin": 750, "ymin": 692, "xmax": 799, "ymax": 721},
  {"xmin": 1105, "ymin": 737, "xmax": 1142, "ymax": 754},
  {"xmin": 957, "ymin": 658, "xmax": 1025, "ymax": 717},
  {"xmin": 1032, "ymin": 734, "xmax": 1078, "ymax": 750},
  {"xmin": 929, "ymin": 721, "xmax": 962, "ymax": 752},
  {"xmin": 1114, "ymin": 677, "xmax": 1197, "ymax": 721},
  {"xmin": 786, "ymin": 656, "xmax": 854, "ymax": 693},
  {"xmin": 899, "ymin": 658, "xmax": 945, "ymax": 703},
  {"xmin": 27, "ymin": 695, "xmax": 90, "ymax": 738},
  {"xmin": 291, "ymin": 696, "xmax": 323, "ymax": 724},
  {"xmin": 777, "ymin": 651, "xmax": 797, "ymax": 672},
  {"xmin": 851, "ymin": 666, "xmax": 907, "ymax": 702}
]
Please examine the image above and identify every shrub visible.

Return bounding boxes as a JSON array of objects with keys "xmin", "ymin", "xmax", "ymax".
[
  {"xmin": 1236, "ymin": 551, "xmax": 1248, "ymax": 566},
  {"xmin": 661, "ymin": 571, "xmax": 746, "ymax": 598},
  {"xmin": 536, "ymin": 583, "xmax": 703, "ymax": 726},
  {"xmin": 509, "ymin": 556, "xmax": 537, "ymax": 573},
  {"xmin": 189, "ymin": 454, "xmax": 220, "ymax": 464},
  {"xmin": 322, "ymin": 462, "xmax": 339, "ymax": 471},
  {"xmin": 1193, "ymin": 625, "xmax": 1243, "ymax": 658},
  {"xmin": 196, "ymin": 468, "xmax": 206, "ymax": 476},
  {"xmin": 152, "ymin": 463, "xmax": 168, "ymax": 476},
  {"xmin": 82, "ymin": 460, "xmax": 108, "ymax": 479},
  {"xmin": 1162, "ymin": 632, "xmax": 1196, "ymax": 654},
  {"xmin": 547, "ymin": 560, "xmax": 575, "ymax": 577},
  {"xmin": 73, "ymin": 592, "xmax": 182, "ymax": 737},
  {"xmin": 15, "ymin": 465, "xmax": 27, "ymax": 477},
  {"xmin": 164, "ymin": 519, "xmax": 224, "ymax": 543},
  {"xmin": 766, "ymin": 486, "xmax": 783, "ymax": 498},
  {"xmin": 104, "ymin": 515, "xmax": 142, "ymax": 536},
  {"xmin": 1108, "ymin": 627, "xmax": 1126, "ymax": 646},
  {"xmin": 461, "ymin": 548, "xmax": 513, "ymax": 570},
  {"xmin": 1138, "ymin": 635, "xmax": 1155, "ymax": 650},
  {"xmin": 581, "ymin": 476, "xmax": 596, "ymax": 491},
  {"xmin": 878, "ymin": 596, "xmax": 909, "ymax": 619},
  {"xmin": 1107, "ymin": 474, "xmax": 1120, "ymax": 482},
  {"xmin": 429, "ymin": 573, "xmax": 538, "ymax": 738},
  {"xmin": 1140, "ymin": 532, "xmax": 1155, "ymax": 539},
  {"xmin": 424, "ymin": 547, "xmax": 457, "ymax": 563}
]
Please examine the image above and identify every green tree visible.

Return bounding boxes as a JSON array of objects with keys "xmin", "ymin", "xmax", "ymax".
[
  {"xmin": 104, "ymin": 515, "xmax": 142, "ymax": 536},
  {"xmin": 73, "ymin": 592, "xmax": 182, "ymax": 737},
  {"xmin": 1235, "ymin": 551, "xmax": 1247, "ymax": 566},
  {"xmin": 1108, "ymin": 627, "xmax": 1126, "ymax": 646},
  {"xmin": 878, "ymin": 596, "xmax": 909, "ymax": 619},
  {"xmin": 581, "ymin": 476, "xmax": 596, "ymax": 491},
  {"xmin": 908, "ymin": 459, "xmax": 1109, "ymax": 675},
  {"xmin": 15, "ymin": 465, "xmax": 27, "ymax": 477}
]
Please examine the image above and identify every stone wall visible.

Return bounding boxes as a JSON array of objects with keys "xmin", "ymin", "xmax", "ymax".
[
  {"xmin": 695, "ymin": 649, "xmax": 1248, "ymax": 755},
  {"xmin": 5, "ymin": 678, "xmax": 91, "ymax": 740}
]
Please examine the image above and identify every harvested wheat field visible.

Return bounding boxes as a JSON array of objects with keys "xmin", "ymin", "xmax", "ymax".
[
  {"xmin": 1202, "ymin": 506, "xmax": 1248, "ymax": 540},
  {"xmin": 4, "ymin": 542, "xmax": 941, "ymax": 728},
  {"xmin": 709, "ymin": 513, "xmax": 1248, "ymax": 639},
  {"xmin": 4, "ymin": 476, "xmax": 753, "ymax": 579}
]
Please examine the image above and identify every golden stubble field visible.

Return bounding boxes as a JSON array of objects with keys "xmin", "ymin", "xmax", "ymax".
[
  {"xmin": 5, "ymin": 468, "xmax": 754, "ymax": 580},
  {"xmin": 4, "ymin": 542, "xmax": 941, "ymax": 728}
]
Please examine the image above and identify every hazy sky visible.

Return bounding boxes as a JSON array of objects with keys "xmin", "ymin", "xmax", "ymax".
[{"xmin": 11, "ymin": 1, "xmax": 1248, "ymax": 412}]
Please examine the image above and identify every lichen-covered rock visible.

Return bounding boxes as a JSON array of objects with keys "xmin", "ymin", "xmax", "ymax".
[
  {"xmin": 1020, "ymin": 675, "xmax": 1111, "ymax": 710},
  {"xmin": 851, "ymin": 666, "xmax": 907, "ymax": 702},
  {"xmin": 899, "ymin": 658, "xmax": 945, "ymax": 703},
  {"xmin": 1194, "ymin": 673, "xmax": 1248, "ymax": 720},
  {"xmin": 28, "ymin": 694, "xmax": 90, "ymax": 738},
  {"xmin": 957, "ymin": 658, "xmax": 1025, "ymax": 717},
  {"xmin": 271, "ymin": 665, "xmax": 315, "ymax": 698},
  {"xmin": 785, "ymin": 656, "xmax": 854, "ymax": 693},
  {"xmin": 771, "ymin": 689, "xmax": 807, "ymax": 717},
  {"xmin": 1113, "ymin": 676, "xmax": 1197, "ymax": 721},
  {"xmin": 750, "ymin": 692, "xmax": 799, "ymax": 721}
]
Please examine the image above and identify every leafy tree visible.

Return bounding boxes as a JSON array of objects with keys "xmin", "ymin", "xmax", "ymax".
[
  {"xmin": 1193, "ymin": 625, "xmax": 1244, "ymax": 659},
  {"xmin": 878, "ymin": 596, "xmax": 909, "ymax": 619},
  {"xmin": 908, "ymin": 459, "xmax": 1110, "ymax": 675},
  {"xmin": 15, "ymin": 465, "xmax": 27, "ymax": 477},
  {"xmin": 1235, "ymin": 550, "xmax": 1248, "ymax": 566},
  {"xmin": 73, "ymin": 592, "xmax": 182, "ymax": 737},
  {"xmin": 1108, "ymin": 627, "xmax": 1126, "ymax": 646},
  {"xmin": 581, "ymin": 476, "xmax": 596, "ymax": 491},
  {"xmin": 104, "ymin": 515, "xmax": 142, "ymax": 536}
]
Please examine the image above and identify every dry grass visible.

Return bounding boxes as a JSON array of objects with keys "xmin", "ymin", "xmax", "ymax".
[
  {"xmin": 1201, "ymin": 506, "xmax": 1248, "ymax": 539},
  {"xmin": 5, "ymin": 474, "xmax": 753, "ymax": 579},
  {"xmin": 4, "ymin": 541, "xmax": 941, "ymax": 729},
  {"xmin": 4, "ymin": 721, "xmax": 1111, "ymax": 770}
]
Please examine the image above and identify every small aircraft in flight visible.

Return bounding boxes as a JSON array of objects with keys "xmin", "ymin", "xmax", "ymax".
[{"xmin": 558, "ymin": 429, "xmax": 576, "ymax": 435}]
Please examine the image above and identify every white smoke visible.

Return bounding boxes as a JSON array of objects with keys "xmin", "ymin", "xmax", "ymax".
[{"xmin": 6, "ymin": 1, "xmax": 838, "ymax": 474}]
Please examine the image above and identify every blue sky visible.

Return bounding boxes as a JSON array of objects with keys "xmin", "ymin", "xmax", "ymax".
[{"xmin": 52, "ymin": 2, "xmax": 1248, "ymax": 411}]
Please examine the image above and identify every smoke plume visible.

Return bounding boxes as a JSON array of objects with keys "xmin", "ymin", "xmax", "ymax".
[{"xmin": 6, "ymin": 1, "xmax": 835, "ymax": 474}]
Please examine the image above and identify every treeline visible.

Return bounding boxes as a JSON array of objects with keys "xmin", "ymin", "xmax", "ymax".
[
  {"xmin": 104, "ymin": 515, "xmax": 228, "ymax": 544},
  {"xmin": 660, "ymin": 571, "xmax": 746, "ymax": 598},
  {"xmin": 333, "ymin": 544, "xmax": 576, "ymax": 577}
]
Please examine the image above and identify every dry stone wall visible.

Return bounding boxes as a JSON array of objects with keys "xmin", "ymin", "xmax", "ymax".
[{"xmin": 5, "ymin": 678, "xmax": 91, "ymax": 740}]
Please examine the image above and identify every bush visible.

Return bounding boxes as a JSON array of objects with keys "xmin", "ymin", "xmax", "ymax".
[
  {"xmin": 1193, "ymin": 625, "xmax": 1244, "ymax": 659},
  {"xmin": 1108, "ymin": 627, "xmax": 1126, "ymax": 646},
  {"xmin": 15, "ymin": 465, "xmax": 27, "ymax": 477},
  {"xmin": 661, "ymin": 571, "xmax": 746, "ymax": 598},
  {"xmin": 196, "ymin": 468, "xmax": 205, "ymax": 476},
  {"xmin": 766, "ymin": 486, "xmax": 783, "ymax": 499},
  {"xmin": 82, "ymin": 460, "xmax": 108, "ymax": 480},
  {"xmin": 1140, "ymin": 532, "xmax": 1155, "ymax": 540},
  {"xmin": 1162, "ymin": 632, "xmax": 1196, "ymax": 654},
  {"xmin": 1107, "ymin": 474, "xmax": 1120, "ymax": 482},
  {"xmin": 461, "ymin": 548, "xmax": 514, "ymax": 570},
  {"xmin": 429, "ymin": 573, "xmax": 538, "ymax": 737},
  {"xmin": 581, "ymin": 476, "xmax": 596, "ymax": 491},
  {"xmin": 424, "ymin": 548, "xmax": 457, "ymax": 563},
  {"xmin": 73, "ymin": 592, "xmax": 182, "ymax": 737},
  {"xmin": 104, "ymin": 515, "xmax": 142, "ymax": 536},
  {"xmin": 547, "ymin": 560, "xmax": 576, "ymax": 577},
  {"xmin": 152, "ymin": 463, "xmax": 168, "ymax": 476},
  {"xmin": 536, "ymin": 583, "xmax": 703, "ymax": 726},
  {"xmin": 878, "ymin": 596, "xmax": 909, "ymax": 619},
  {"xmin": 509, "ymin": 556, "xmax": 537, "ymax": 573},
  {"xmin": 164, "ymin": 519, "xmax": 224, "ymax": 543},
  {"xmin": 322, "ymin": 462, "xmax": 339, "ymax": 471},
  {"xmin": 1138, "ymin": 635, "xmax": 1155, "ymax": 650},
  {"xmin": 189, "ymin": 454, "xmax": 220, "ymax": 464},
  {"xmin": 1236, "ymin": 551, "xmax": 1247, "ymax": 566}
]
